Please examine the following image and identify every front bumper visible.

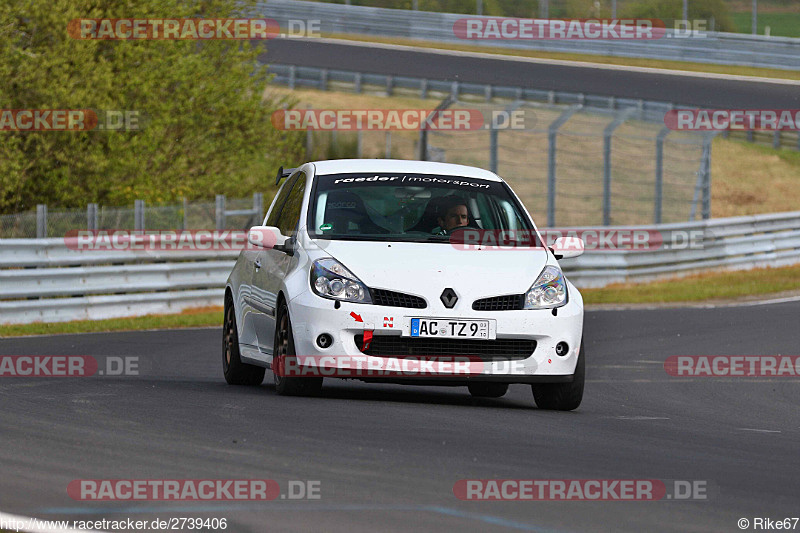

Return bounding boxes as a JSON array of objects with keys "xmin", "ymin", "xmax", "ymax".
[{"xmin": 287, "ymin": 289, "xmax": 583, "ymax": 384}]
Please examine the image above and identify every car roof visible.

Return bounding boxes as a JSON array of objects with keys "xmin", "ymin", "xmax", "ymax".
[{"xmin": 309, "ymin": 159, "xmax": 503, "ymax": 182}]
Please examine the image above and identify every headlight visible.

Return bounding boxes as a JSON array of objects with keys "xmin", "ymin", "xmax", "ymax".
[
  {"xmin": 310, "ymin": 258, "xmax": 372, "ymax": 304},
  {"xmin": 524, "ymin": 265, "xmax": 567, "ymax": 309}
]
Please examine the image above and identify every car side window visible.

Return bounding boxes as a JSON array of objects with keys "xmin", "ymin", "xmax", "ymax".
[
  {"xmin": 265, "ymin": 173, "xmax": 299, "ymax": 227},
  {"xmin": 275, "ymin": 172, "xmax": 307, "ymax": 237}
]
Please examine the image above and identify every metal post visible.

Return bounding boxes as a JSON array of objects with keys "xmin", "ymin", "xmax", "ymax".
[
  {"xmin": 654, "ymin": 127, "xmax": 670, "ymax": 224},
  {"xmin": 489, "ymin": 126, "xmax": 498, "ymax": 174},
  {"xmin": 689, "ymin": 135, "xmax": 714, "ymax": 221},
  {"xmin": 701, "ymin": 134, "xmax": 713, "ymax": 220},
  {"xmin": 215, "ymin": 195, "xmax": 226, "ymax": 230},
  {"xmin": 539, "ymin": 0, "xmax": 548, "ymax": 19},
  {"xmin": 320, "ymin": 68, "xmax": 328, "ymax": 91},
  {"xmin": 357, "ymin": 130, "xmax": 363, "ymax": 158},
  {"xmin": 420, "ymin": 79, "xmax": 428, "ymax": 99},
  {"xmin": 36, "ymin": 204, "xmax": 47, "ymax": 239},
  {"xmin": 485, "ymin": 84, "xmax": 492, "ymax": 102},
  {"xmin": 451, "ymin": 81, "xmax": 459, "ymax": 100},
  {"xmin": 183, "ymin": 197, "xmax": 188, "ymax": 230},
  {"xmin": 386, "ymin": 75, "xmax": 393, "ymax": 96},
  {"xmin": 612, "ymin": 0, "xmax": 617, "ymax": 18},
  {"xmin": 87, "ymin": 203, "xmax": 98, "ymax": 231},
  {"xmin": 288, "ymin": 65, "xmax": 296, "ymax": 90},
  {"xmin": 773, "ymin": 131, "xmax": 781, "ymax": 149},
  {"xmin": 752, "ymin": 0, "xmax": 758, "ymax": 34},
  {"xmin": 683, "ymin": 0, "xmax": 688, "ymax": 23},
  {"xmin": 134, "ymin": 200, "xmax": 145, "ymax": 231},
  {"xmin": 306, "ymin": 129, "xmax": 313, "ymax": 158},
  {"xmin": 385, "ymin": 131, "xmax": 392, "ymax": 158},
  {"xmin": 253, "ymin": 192, "xmax": 264, "ymax": 225},
  {"xmin": 476, "ymin": 0, "xmax": 482, "ymax": 16},
  {"xmin": 354, "ymin": 72, "xmax": 362, "ymax": 93},
  {"xmin": 603, "ymin": 108, "xmax": 636, "ymax": 226},
  {"xmin": 489, "ymin": 100, "xmax": 523, "ymax": 176},
  {"xmin": 418, "ymin": 96, "xmax": 454, "ymax": 161},
  {"xmin": 546, "ymin": 106, "xmax": 581, "ymax": 227}
]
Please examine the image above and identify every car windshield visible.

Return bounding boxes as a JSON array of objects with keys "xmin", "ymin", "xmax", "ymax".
[{"xmin": 307, "ymin": 172, "xmax": 539, "ymax": 245}]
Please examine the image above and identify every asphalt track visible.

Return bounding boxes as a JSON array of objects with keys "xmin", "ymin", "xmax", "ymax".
[
  {"xmin": 1, "ymin": 301, "xmax": 798, "ymax": 532},
  {"xmin": 260, "ymin": 38, "xmax": 800, "ymax": 109}
]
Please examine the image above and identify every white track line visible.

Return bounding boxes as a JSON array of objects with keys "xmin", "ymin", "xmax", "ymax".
[
  {"xmin": 303, "ymin": 37, "xmax": 800, "ymax": 86},
  {"xmin": 0, "ymin": 510, "xmax": 105, "ymax": 533}
]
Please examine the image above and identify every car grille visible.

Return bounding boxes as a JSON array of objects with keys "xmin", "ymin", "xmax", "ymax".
[
  {"xmin": 354, "ymin": 335, "xmax": 536, "ymax": 361},
  {"xmin": 472, "ymin": 294, "xmax": 525, "ymax": 311},
  {"xmin": 371, "ymin": 288, "xmax": 427, "ymax": 309}
]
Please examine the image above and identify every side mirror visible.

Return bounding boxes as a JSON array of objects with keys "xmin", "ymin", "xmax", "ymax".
[
  {"xmin": 247, "ymin": 226, "xmax": 288, "ymax": 250},
  {"xmin": 550, "ymin": 236, "xmax": 584, "ymax": 260}
]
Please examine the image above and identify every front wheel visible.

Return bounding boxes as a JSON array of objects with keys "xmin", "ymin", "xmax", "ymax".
[
  {"xmin": 531, "ymin": 342, "xmax": 585, "ymax": 411},
  {"xmin": 223, "ymin": 295, "xmax": 265, "ymax": 386},
  {"xmin": 272, "ymin": 301, "xmax": 323, "ymax": 396}
]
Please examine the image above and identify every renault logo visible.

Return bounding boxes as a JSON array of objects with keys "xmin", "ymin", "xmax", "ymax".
[{"xmin": 440, "ymin": 288, "xmax": 458, "ymax": 309}]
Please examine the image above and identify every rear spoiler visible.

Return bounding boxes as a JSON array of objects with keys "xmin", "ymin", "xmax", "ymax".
[{"xmin": 275, "ymin": 166, "xmax": 296, "ymax": 185}]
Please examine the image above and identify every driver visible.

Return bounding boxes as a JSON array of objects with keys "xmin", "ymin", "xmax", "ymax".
[{"xmin": 433, "ymin": 195, "xmax": 469, "ymax": 234}]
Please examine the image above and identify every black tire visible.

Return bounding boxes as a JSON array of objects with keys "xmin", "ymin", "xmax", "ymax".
[
  {"xmin": 273, "ymin": 301, "xmax": 323, "ymax": 396},
  {"xmin": 531, "ymin": 342, "xmax": 585, "ymax": 411},
  {"xmin": 223, "ymin": 295, "xmax": 265, "ymax": 386},
  {"xmin": 467, "ymin": 382, "xmax": 509, "ymax": 398}
]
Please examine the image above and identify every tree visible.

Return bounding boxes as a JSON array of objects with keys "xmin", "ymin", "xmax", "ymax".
[{"xmin": 0, "ymin": 0, "xmax": 304, "ymax": 212}]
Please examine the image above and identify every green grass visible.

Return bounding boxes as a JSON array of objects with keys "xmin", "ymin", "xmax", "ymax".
[
  {"xmin": 731, "ymin": 12, "xmax": 800, "ymax": 37},
  {"xmin": 0, "ymin": 307, "xmax": 223, "ymax": 338},
  {"xmin": 581, "ymin": 264, "xmax": 800, "ymax": 305}
]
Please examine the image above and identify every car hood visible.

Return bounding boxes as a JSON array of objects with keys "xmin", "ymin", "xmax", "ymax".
[{"xmin": 313, "ymin": 239, "xmax": 551, "ymax": 303}]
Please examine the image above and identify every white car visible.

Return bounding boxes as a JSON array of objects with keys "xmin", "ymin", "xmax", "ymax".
[{"xmin": 223, "ymin": 159, "xmax": 585, "ymax": 410}]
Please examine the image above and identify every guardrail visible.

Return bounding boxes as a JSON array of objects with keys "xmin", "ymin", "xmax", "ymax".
[
  {"xmin": 0, "ymin": 240, "xmax": 237, "ymax": 324},
  {"xmin": 270, "ymin": 64, "xmax": 678, "ymax": 118},
  {"xmin": 2, "ymin": 210, "xmax": 799, "ymax": 324},
  {"xmin": 268, "ymin": 64, "xmax": 800, "ymax": 153},
  {"xmin": 559, "ymin": 211, "xmax": 800, "ymax": 287},
  {"xmin": 255, "ymin": 0, "xmax": 800, "ymax": 71}
]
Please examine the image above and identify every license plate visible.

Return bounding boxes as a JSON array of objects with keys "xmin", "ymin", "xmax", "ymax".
[{"xmin": 409, "ymin": 318, "xmax": 492, "ymax": 339}]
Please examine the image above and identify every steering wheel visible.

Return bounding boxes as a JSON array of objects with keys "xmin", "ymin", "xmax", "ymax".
[
  {"xmin": 437, "ymin": 224, "xmax": 482, "ymax": 237},
  {"xmin": 443, "ymin": 223, "xmax": 480, "ymax": 234}
]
